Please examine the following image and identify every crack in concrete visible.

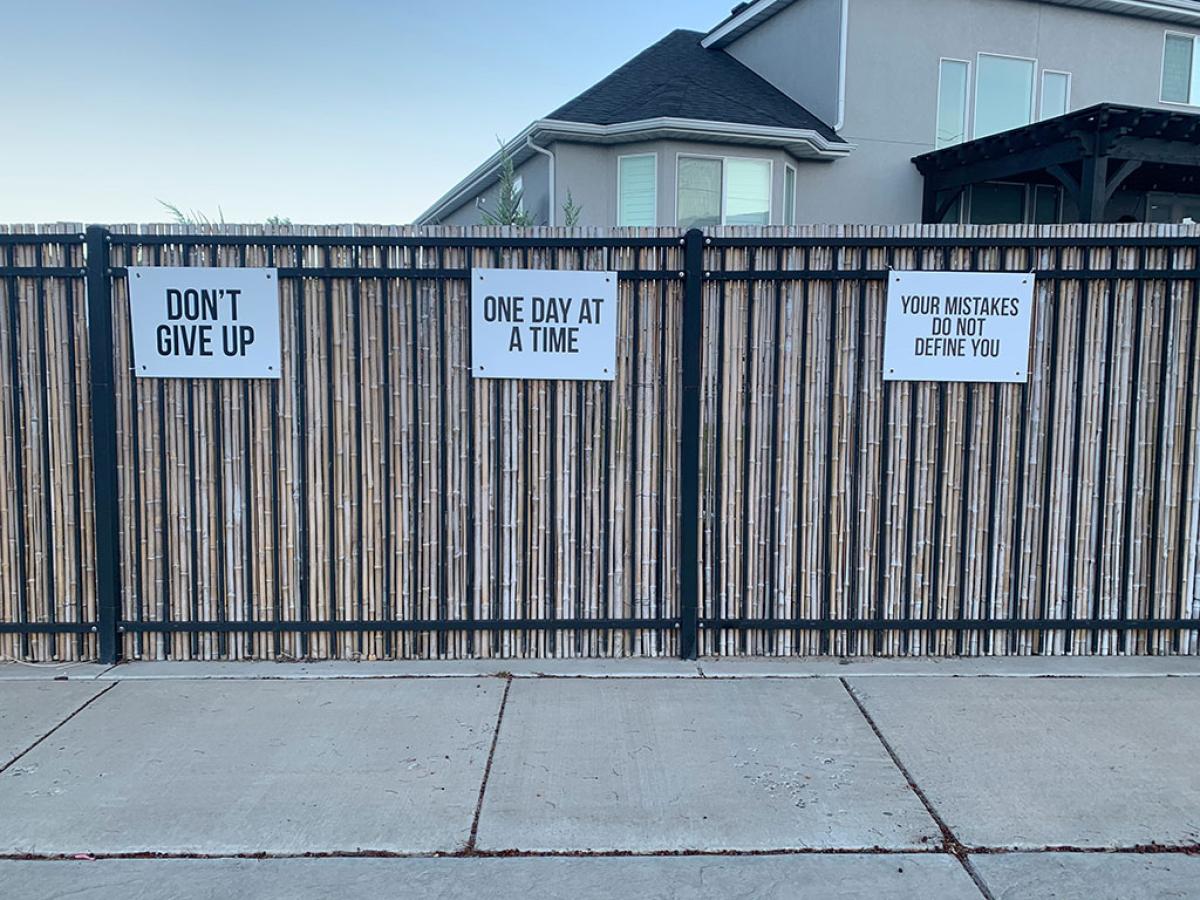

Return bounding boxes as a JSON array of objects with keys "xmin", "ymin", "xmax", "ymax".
[
  {"xmin": 839, "ymin": 677, "xmax": 996, "ymax": 900},
  {"xmin": 464, "ymin": 675, "xmax": 512, "ymax": 853},
  {"xmin": 0, "ymin": 682, "xmax": 120, "ymax": 777}
]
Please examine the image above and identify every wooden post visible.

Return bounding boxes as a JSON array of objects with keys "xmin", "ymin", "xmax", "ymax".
[
  {"xmin": 922, "ymin": 182, "xmax": 939, "ymax": 224},
  {"xmin": 1079, "ymin": 155, "xmax": 1109, "ymax": 223}
]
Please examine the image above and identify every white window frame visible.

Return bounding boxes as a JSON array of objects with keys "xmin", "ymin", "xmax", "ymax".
[
  {"xmin": 1039, "ymin": 69, "xmax": 1072, "ymax": 120},
  {"xmin": 935, "ymin": 57, "xmax": 972, "ymax": 149},
  {"xmin": 616, "ymin": 152, "xmax": 659, "ymax": 227},
  {"xmin": 1160, "ymin": 30, "xmax": 1200, "ymax": 107},
  {"xmin": 973, "ymin": 52, "xmax": 1039, "ymax": 139},
  {"xmin": 783, "ymin": 163, "xmax": 797, "ymax": 226},
  {"xmin": 673, "ymin": 152, "xmax": 775, "ymax": 227}
]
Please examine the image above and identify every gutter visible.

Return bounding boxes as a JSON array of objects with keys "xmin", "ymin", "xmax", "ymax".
[
  {"xmin": 526, "ymin": 136, "xmax": 556, "ymax": 227},
  {"xmin": 416, "ymin": 118, "xmax": 851, "ymax": 225}
]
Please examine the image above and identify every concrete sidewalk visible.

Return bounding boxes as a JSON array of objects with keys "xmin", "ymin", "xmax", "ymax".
[{"xmin": 1, "ymin": 662, "xmax": 1198, "ymax": 899}]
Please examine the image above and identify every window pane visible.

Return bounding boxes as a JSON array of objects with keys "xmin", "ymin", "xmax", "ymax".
[
  {"xmin": 1190, "ymin": 41, "xmax": 1200, "ymax": 105},
  {"xmin": 724, "ymin": 159, "xmax": 771, "ymax": 225},
  {"xmin": 970, "ymin": 183, "xmax": 1026, "ymax": 225},
  {"xmin": 513, "ymin": 175, "xmax": 524, "ymax": 214},
  {"xmin": 936, "ymin": 191, "xmax": 963, "ymax": 224},
  {"xmin": 975, "ymin": 55, "xmax": 1035, "ymax": 138},
  {"xmin": 937, "ymin": 60, "xmax": 969, "ymax": 148},
  {"xmin": 618, "ymin": 155, "xmax": 657, "ymax": 226},
  {"xmin": 1163, "ymin": 34, "xmax": 1194, "ymax": 103},
  {"xmin": 1040, "ymin": 72, "xmax": 1070, "ymax": 120},
  {"xmin": 783, "ymin": 166, "xmax": 796, "ymax": 226},
  {"xmin": 1033, "ymin": 185, "xmax": 1060, "ymax": 224},
  {"xmin": 677, "ymin": 157, "xmax": 722, "ymax": 229}
]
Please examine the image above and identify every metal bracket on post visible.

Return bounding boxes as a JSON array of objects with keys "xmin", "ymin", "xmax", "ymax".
[
  {"xmin": 678, "ymin": 229, "xmax": 704, "ymax": 660},
  {"xmin": 85, "ymin": 226, "xmax": 121, "ymax": 664}
]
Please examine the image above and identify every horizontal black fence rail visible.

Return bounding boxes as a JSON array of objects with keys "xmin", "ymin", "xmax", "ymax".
[{"xmin": 0, "ymin": 224, "xmax": 1197, "ymax": 661}]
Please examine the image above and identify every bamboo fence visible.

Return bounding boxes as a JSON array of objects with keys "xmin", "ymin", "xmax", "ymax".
[
  {"xmin": 0, "ymin": 224, "xmax": 96, "ymax": 662},
  {"xmin": 699, "ymin": 224, "xmax": 1200, "ymax": 657},
  {"xmin": 105, "ymin": 225, "xmax": 682, "ymax": 660},
  {"xmin": 0, "ymin": 223, "xmax": 1197, "ymax": 660}
]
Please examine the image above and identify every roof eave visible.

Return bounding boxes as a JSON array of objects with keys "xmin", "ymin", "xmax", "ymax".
[
  {"xmin": 1042, "ymin": 0, "xmax": 1200, "ymax": 25},
  {"xmin": 415, "ymin": 117, "xmax": 852, "ymax": 225},
  {"xmin": 702, "ymin": 0, "xmax": 798, "ymax": 49},
  {"xmin": 414, "ymin": 124, "xmax": 544, "ymax": 226},
  {"xmin": 538, "ymin": 117, "xmax": 850, "ymax": 154},
  {"xmin": 701, "ymin": 0, "xmax": 1200, "ymax": 51}
]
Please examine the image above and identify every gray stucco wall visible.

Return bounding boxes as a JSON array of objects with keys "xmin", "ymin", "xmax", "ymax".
[
  {"xmin": 725, "ymin": 0, "xmax": 845, "ymax": 129},
  {"xmin": 440, "ymin": 153, "xmax": 551, "ymax": 226},
  {"xmin": 809, "ymin": 0, "xmax": 1199, "ymax": 223},
  {"xmin": 551, "ymin": 140, "xmax": 805, "ymax": 228},
  {"xmin": 553, "ymin": 143, "xmax": 616, "ymax": 225}
]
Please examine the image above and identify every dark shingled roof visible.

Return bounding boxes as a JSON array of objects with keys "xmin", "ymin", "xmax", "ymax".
[{"xmin": 546, "ymin": 29, "xmax": 843, "ymax": 143}]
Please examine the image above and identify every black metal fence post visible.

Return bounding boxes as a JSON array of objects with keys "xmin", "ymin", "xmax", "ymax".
[
  {"xmin": 678, "ymin": 229, "xmax": 704, "ymax": 659},
  {"xmin": 85, "ymin": 226, "xmax": 121, "ymax": 664}
]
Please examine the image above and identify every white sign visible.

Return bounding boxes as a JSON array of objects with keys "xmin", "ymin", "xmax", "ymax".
[
  {"xmin": 128, "ymin": 267, "xmax": 282, "ymax": 379},
  {"xmin": 471, "ymin": 268, "xmax": 617, "ymax": 380},
  {"xmin": 883, "ymin": 271, "xmax": 1035, "ymax": 383}
]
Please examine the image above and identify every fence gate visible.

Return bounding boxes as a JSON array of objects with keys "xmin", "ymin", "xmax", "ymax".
[{"xmin": 1, "ymin": 224, "xmax": 1197, "ymax": 662}]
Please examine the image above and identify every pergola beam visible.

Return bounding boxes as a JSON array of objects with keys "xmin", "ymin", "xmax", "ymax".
[
  {"xmin": 913, "ymin": 103, "xmax": 1200, "ymax": 224},
  {"xmin": 922, "ymin": 137, "xmax": 1087, "ymax": 194}
]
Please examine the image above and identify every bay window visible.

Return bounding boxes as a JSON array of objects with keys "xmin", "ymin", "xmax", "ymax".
[
  {"xmin": 618, "ymin": 154, "xmax": 657, "ymax": 227},
  {"xmin": 676, "ymin": 156, "xmax": 771, "ymax": 228}
]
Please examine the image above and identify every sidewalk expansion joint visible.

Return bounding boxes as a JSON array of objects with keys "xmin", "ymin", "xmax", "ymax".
[
  {"xmin": 0, "ymin": 848, "xmax": 965, "ymax": 862},
  {"xmin": 0, "ymin": 681, "xmax": 119, "ymax": 777},
  {"xmin": 464, "ymin": 675, "xmax": 512, "ymax": 853},
  {"xmin": 966, "ymin": 843, "xmax": 1200, "ymax": 856},
  {"xmin": 839, "ymin": 677, "xmax": 996, "ymax": 900},
  {"xmin": 7, "ymin": 844, "xmax": 1200, "ymax": 868},
  {"xmin": 3, "ymin": 845, "xmax": 1199, "ymax": 863}
]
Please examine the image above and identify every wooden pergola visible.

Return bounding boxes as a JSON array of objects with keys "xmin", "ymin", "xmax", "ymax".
[{"xmin": 914, "ymin": 103, "xmax": 1200, "ymax": 224}]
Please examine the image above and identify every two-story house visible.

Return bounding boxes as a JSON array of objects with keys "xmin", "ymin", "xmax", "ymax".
[{"xmin": 416, "ymin": 0, "xmax": 1200, "ymax": 227}]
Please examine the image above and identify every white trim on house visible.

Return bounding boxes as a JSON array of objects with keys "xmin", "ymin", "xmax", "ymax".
[
  {"xmin": 1160, "ymin": 29, "xmax": 1200, "ymax": 106},
  {"xmin": 701, "ymin": 0, "xmax": 795, "ymax": 48},
  {"xmin": 415, "ymin": 117, "xmax": 852, "ymax": 225},
  {"xmin": 935, "ymin": 57, "xmax": 973, "ymax": 149},
  {"xmin": 835, "ymin": 0, "xmax": 848, "ymax": 131},
  {"xmin": 783, "ymin": 162, "xmax": 797, "ymax": 225},
  {"xmin": 701, "ymin": 0, "xmax": 1200, "ymax": 52},
  {"xmin": 1040, "ymin": 69, "xmax": 1073, "ymax": 119}
]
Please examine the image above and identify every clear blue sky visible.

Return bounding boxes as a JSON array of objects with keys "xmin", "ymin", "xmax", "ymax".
[{"xmin": 1, "ymin": 0, "xmax": 736, "ymax": 225}]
